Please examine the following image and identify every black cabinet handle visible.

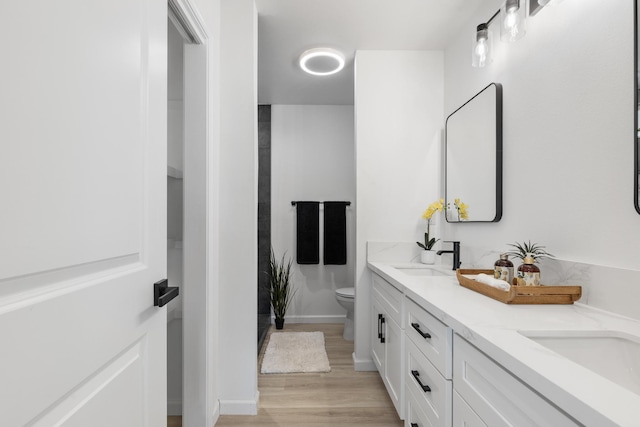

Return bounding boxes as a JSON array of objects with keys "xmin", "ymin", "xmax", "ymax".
[
  {"xmin": 411, "ymin": 322, "xmax": 431, "ymax": 339},
  {"xmin": 411, "ymin": 370, "xmax": 431, "ymax": 392},
  {"xmin": 154, "ymin": 279, "xmax": 179, "ymax": 307},
  {"xmin": 378, "ymin": 314, "xmax": 382, "ymax": 339},
  {"xmin": 380, "ymin": 316, "xmax": 386, "ymax": 343},
  {"xmin": 411, "ymin": 424, "xmax": 419, "ymax": 427}
]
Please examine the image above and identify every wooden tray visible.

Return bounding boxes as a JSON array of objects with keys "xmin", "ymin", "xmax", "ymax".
[{"xmin": 456, "ymin": 269, "xmax": 582, "ymax": 305}]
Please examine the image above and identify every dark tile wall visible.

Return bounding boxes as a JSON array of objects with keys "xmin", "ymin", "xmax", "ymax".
[{"xmin": 257, "ymin": 105, "xmax": 271, "ymax": 352}]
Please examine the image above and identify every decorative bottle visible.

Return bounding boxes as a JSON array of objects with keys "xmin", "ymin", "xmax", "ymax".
[
  {"xmin": 516, "ymin": 255, "xmax": 540, "ymax": 286},
  {"xmin": 494, "ymin": 253, "xmax": 514, "ymax": 285}
]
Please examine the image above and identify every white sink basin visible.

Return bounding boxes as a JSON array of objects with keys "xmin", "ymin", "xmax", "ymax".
[
  {"xmin": 520, "ymin": 330, "xmax": 640, "ymax": 395},
  {"xmin": 393, "ymin": 267, "xmax": 450, "ymax": 277}
]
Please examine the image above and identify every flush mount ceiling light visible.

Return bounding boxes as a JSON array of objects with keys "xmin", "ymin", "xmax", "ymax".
[{"xmin": 299, "ymin": 48, "xmax": 345, "ymax": 76}]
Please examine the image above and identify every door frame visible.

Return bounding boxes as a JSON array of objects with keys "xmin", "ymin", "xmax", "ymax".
[{"xmin": 168, "ymin": 0, "xmax": 213, "ymax": 425}]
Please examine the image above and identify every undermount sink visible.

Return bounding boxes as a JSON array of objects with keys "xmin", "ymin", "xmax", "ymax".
[
  {"xmin": 519, "ymin": 330, "xmax": 640, "ymax": 395},
  {"xmin": 393, "ymin": 267, "xmax": 450, "ymax": 277}
]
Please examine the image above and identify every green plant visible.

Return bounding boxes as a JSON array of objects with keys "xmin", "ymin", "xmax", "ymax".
[
  {"xmin": 268, "ymin": 249, "xmax": 296, "ymax": 320},
  {"xmin": 505, "ymin": 240, "xmax": 555, "ymax": 263},
  {"xmin": 416, "ymin": 199, "xmax": 444, "ymax": 250}
]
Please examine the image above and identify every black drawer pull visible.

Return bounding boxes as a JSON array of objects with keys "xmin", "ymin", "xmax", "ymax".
[
  {"xmin": 411, "ymin": 424, "xmax": 419, "ymax": 427},
  {"xmin": 380, "ymin": 316, "xmax": 386, "ymax": 343},
  {"xmin": 411, "ymin": 322, "xmax": 431, "ymax": 339},
  {"xmin": 411, "ymin": 370, "xmax": 431, "ymax": 392}
]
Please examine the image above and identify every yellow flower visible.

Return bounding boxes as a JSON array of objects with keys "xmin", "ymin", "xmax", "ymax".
[
  {"xmin": 421, "ymin": 198, "xmax": 444, "ymax": 220},
  {"xmin": 452, "ymin": 198, "xmax": 469, "ymax": 220},
  {"xmin": 458, "ymin": 204, "xmax": 469, "ymax": 219}
]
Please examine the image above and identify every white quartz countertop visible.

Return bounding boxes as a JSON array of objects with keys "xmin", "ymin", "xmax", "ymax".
[{"xmin": 368, "ymin": 261, "xmax": 640, "ymax": 427}]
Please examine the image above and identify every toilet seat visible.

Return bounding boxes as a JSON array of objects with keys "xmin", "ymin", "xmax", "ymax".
[{"xmin": 336, "ymin": 287, "xmax": 354, "ymax": 299}]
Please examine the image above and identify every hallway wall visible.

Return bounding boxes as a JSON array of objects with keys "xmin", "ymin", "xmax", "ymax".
[
  {"xmin": 271, "ymin": 105, "xmax": 356, "ymax": 323},
  {"xmin": 354, "ymin": 50, "xmax": 445, "ymax": 369}
]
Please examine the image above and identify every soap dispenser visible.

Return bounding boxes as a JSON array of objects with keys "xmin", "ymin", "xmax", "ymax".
[
  {"xmin": 516, "ymin": 255, "xmax": 540, "ymax": 286},
  {"xmin": 494, "ymin": 253, "xmax": 514, "ymax": 284}
]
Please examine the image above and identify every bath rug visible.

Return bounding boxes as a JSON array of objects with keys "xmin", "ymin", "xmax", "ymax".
[{"xmin": 261, "ymin": 331, "xmax": 331, "ymax": 374}]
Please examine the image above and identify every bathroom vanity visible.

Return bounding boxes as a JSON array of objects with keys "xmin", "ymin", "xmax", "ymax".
[{"xmin": 368, "ymin": 259, "xmax": 640, "ymax": 427}]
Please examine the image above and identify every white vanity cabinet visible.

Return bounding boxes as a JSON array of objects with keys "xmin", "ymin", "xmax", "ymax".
[
  {"xmin": 453, "ymin": 334, "xmax": 580, "ymax": 427},
  {"xmin": 404, "ymin": 297, "xmax": 453, "ymax": 427},
  {"xmin": 371, "ymin": 273, "xmax": 405, "ymax": 418},
  {"xmin": 452, "ymin": 391, "xmax": 486, "ymax": 427}
]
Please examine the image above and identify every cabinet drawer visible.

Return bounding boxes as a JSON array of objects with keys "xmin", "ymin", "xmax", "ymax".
[
  {"xmin": 453, "ymin": 391, "xmax": 486, "ymax": 427},
  {"xmin": 406, "ymin": 384, "xmax": 437, "ymax": 427},
  {"xmin": 405, "ymin": 338, "xmax": 451, "ymax": 427},
  {"xmin": 454, "ymin": 335, "xmax": 579, "ymax": 427},
  {"xmin": 406, "ymin": 297, "xmax": 452, "ymax": 379},
  {"xmin": 373, "ymin": 273, "xmax": 403, "ymax": 326}
]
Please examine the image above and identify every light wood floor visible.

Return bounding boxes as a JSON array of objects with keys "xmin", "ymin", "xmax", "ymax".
[{"xmin": 169, "ymin": 323, "xmax": 403, "ymax": 427}]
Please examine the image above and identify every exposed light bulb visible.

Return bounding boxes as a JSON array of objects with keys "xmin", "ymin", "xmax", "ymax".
[
  {"xmin": 503, "ymin": 5, "xmax": 521, "ymax": 40},
  {"xmin": 472, "ymin": 23, "xmax": 492, "ymax": 68},
  {"xmin": 475, "ymin": 39, "xmax": 488, "ymax": 68},
  {"xmin": 500, "ymin": 0, "xmax": 526, "ymax": 43}
]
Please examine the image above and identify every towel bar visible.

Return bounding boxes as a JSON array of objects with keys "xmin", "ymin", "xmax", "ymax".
[{"xmin": 291, "ymin": 201, "xmax": 351, "ymax": 206}]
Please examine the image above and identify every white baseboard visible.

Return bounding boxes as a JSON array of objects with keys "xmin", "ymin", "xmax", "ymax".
[
  {"xmin": 210, "ymin": 401, "xmax": 220, "ymax": 427},
  {"xmin": 219, "ymin": 390, "xmax": 259, "ymax": 415},
  {"xmin": 167, "ymin": 398, "xmax": 182, "ymax": 416},
  {"xmin": 352, "ymin": 352, "xmax": 376, "ymax": 371},
  {"xmin": 281, "ymin": 314, "xmax": 346, "ymax": 324}
]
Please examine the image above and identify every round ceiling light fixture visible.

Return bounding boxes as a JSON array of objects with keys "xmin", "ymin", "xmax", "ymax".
[{"xmin": 299, "ymin": 48, "xmax": 345, "ymax": 76}]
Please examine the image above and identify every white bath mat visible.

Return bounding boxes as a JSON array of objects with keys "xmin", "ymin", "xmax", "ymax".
[{"xmin": 261, "ymin": 331, "xmax": 331, "ymax": 374}]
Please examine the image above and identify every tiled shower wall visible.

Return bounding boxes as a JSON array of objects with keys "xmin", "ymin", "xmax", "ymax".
[{"xmin": 257, "ymin": 105, "xmax": 271, "ymax": 351}]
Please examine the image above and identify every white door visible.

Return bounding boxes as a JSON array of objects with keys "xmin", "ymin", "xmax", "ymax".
[{"xmin": 0, "ymin": 1, "xmax": 168, "ymax": 426}]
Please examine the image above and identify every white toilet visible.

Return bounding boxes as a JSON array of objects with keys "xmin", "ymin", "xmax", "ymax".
[{"xmin": 335, "ymin": 287, "xmax": 355, "ymax": 341}]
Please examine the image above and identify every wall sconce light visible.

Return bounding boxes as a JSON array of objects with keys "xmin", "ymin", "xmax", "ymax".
[
  {"xmin": 472, "ymin": 23, "xmax": 493, "ymax": 68},
  {"xmin": 533, "ymin": 0, "xmax": 563, "ymax": 11},
  {"xmin": 501, "ymin": 0, "xmax": 527, "ymax": 42},
  {"xmin": 472, "ymin": 0, "xmax": 557, "ymax": 68},
  {"xmin": 472, "ymin": 10, "xmax": 499, "ymax": 68}
]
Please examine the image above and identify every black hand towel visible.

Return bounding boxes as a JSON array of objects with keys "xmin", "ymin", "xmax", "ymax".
[
  {"xmin": 324, "ymin": 201, "xmax": 348, "ymax": 265},
  {"xmin": 296, "ymin": 202, "xmax": 320, "ymax": 264}
]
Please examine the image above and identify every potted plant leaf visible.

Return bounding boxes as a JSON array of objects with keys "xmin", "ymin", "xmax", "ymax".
[{"xmin": 268, "ymin": 249, "xmax": 296, "ymax": 329}]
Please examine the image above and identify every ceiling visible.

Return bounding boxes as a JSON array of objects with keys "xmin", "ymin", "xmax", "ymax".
[{"xmin": 256, "ymin": 0, "xmax": 491, "ymax": 105}]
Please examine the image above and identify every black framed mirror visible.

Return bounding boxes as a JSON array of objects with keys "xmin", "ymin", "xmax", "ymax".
[
  {"xmin": 444, "ymin": 82, "xmax": 503, "ymax": 223},
  {"xmin": 635, "ymin": 0, "xmax": 640, "ymax": 213}
]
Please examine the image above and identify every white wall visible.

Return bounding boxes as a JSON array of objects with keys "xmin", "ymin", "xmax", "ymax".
[
  {"xmin": 271, "ymin": 105, "xmax": 355, "ymax": 323},
  {"xmin": 218, "ymin": 0, "xmax": 259, "ymax": 415},
  {"xmin": 354, "ymin": 51, "xmax": 444, "ymax": 369},
  {"xmin": 183, "ymin": 0, "xmax": 221, "ymax": 425},
  {"xmin": 441, "ymin": 0, "xmax": 640, "ymax": 318}
]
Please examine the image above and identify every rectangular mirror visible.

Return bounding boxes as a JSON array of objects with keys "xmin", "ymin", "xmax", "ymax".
[{"xmin": 445, "ymin": 82, "xmax": 503, "ymax": 222}]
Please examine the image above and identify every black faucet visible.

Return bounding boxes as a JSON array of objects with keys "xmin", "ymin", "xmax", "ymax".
[{"xmin": 437, "ymin": 241, "xmax": 461, "ymax": 270}]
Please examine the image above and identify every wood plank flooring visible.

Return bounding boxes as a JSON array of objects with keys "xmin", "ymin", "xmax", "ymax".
[{"xmin": 169, "ymin": 323, "xmax": 403, "ymax": 427}]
